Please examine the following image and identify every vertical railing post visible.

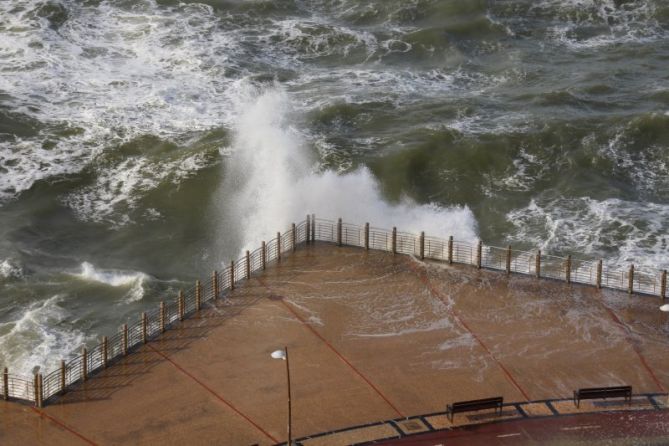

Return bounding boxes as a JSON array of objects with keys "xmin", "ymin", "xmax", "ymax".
[
  {"xmin": 337, "ymin": 218, "xmax": 342, "ymax": 246},
  {"xmin": 536, "ymin": 250, "xmax": 541, "ymax": 278},
  {"xmin": 123, "ymin": 324, "xmax": 128, "ymax": 355},
  {"xmin": 392, "ymin": 227, "xmax": 397, "ymax": 254},
  {"xmin": 33, "ymin": 374, "xmax": 38, "ymax": 406},
  {"xmin": 506, "ymin": 246, "xmax": 512, "ymax": 275},
  {"xmin": 306, "ymin": 215, "xmax": 310, "ymax": 244},
  {"xmin": 292, "ymin": 223, "xmax": 296, "ymax": 252},
  {"xmin": 566, "ymin": 255, "xmax": 572, "ymax": 284},
  {"xmin": 160, "ymin": 302, "xmax": 165, "ymax": 333},
  {"xmin": 364, "ymin": 223, "xmax": 370, "ymax": 250},
  {"xmin": 419, "ymin": 231, "xmax": 425, "ymax": 260},
  {"xmin": 311, "ymin": 214, "xmax": 316, "ymax": 242},
  {"xmin": 34, "ymin": 373, "xmax": 43, "ymax": 408},
  {"xmin": 195, "ymin": 280, "xmax": 201, "ymax": 311},
  {"xmin": 476, "ymin": 241, "xmax": 482, "ymax": 269},
  {"xmin": 661, "ymin": 270, "xmax": 667, "ymax": 300},
  {"xmin": 245, "ymin": 251, "xmax": 251, "ymax": 279},
  {"xmin": 448, "ymin": 236, "xmax": 453, "ymax": 264},
  {"xmin": 38, "ymin": 373, "xmax": 43, "ymax": 408},
  {"xmin": 261, "ymin": 242, "xmax": 266, "ymax": 270},
  {"xmin": 178, "ymin": 290, "xmax": 185, "ymax": 321},
  {"xmin": 142, "ymin": 312, "xmax": 148, "ymax": 343},
  {"xmin": 212, "ymin": 271, "xmax": 219, "ymax": 300},
  {"xmin": 3, "ymin": 367, "xmax": 9, "ymax": 400},
  {"xmin": 628, "ymin": 265, "xmax": 634, "ymax": 295},
  {"xmin": 60, "ymin": 360, "xmax": 66, "ymax": 394},
  {"xmin": 277, "ymin": 232, "xmax": 282, "ymax": 261},
  {"xmin": 102, "ymin": 336, "xmax": 108, "ymax": 368},
  {"xmin": 230, "ymin": 261, "xmax": 235, "ymax": 290},
  {"xmin": 82, "ymin": 347, "xmax": 88, "ymax": 381},
  {"xmin": 596, "ymin": 260, "xmax": 603, "ymax": 288}
]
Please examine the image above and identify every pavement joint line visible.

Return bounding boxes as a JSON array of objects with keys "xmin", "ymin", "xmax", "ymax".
[
  {"xmin": 30, "ymin": 407, "xmax": 98, "ymax": 446},
  {"xmin": 593, "ymin": 296, "xmax": 667, "ymax": 393},
  {"xmin": 145, "ymin": 344, "xmax": 278, "ymax": 444},
  {"xmin": 256, "ymin": 277, "xmax": 406, "ymax": 418},
  {"xmin": 406, "ymin": 258, "xmax": 532, "ymax": 401}
]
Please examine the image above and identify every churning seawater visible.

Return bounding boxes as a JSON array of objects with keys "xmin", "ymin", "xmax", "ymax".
[{"xmin": 0, "ymin": 0, "xmax": 668, "ymax": 375}]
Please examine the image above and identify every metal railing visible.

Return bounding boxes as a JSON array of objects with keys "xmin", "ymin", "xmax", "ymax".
[{"xmin": 2, "ymin": 216, "xmax": 666, "ymax": 407}]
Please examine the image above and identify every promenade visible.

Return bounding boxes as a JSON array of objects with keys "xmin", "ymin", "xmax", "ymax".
[{"xmin": 2, "ymin": 243, "xmax": 668, "ymax": 445}]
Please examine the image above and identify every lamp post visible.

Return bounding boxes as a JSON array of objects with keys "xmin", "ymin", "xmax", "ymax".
[{"xmin": 271, "ymin": 347, "xmax": 292, "ymax": 445}]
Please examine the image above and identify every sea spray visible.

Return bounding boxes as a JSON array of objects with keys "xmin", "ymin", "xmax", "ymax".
[{"xmin": 219, "ymin": 86, "xmax": 478, "ymax": 256}]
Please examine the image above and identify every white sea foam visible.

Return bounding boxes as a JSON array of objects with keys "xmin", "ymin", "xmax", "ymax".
[
  {"xmin": 218, "ymin": 86, "xmax": 478, "ymax": 254},
  {"xmin": 0, "ymin": 259, "xmax": 23, "ymax": 279},
  {"xmin": 533, "ymin": 0, "xmax": 665, "ymax": 48},
  {"xmin": 506, "ymin": 197, "xmax": 669, "ymax": 270},
  {"xmin": 0, "ymin": 0, "xmax": 239, "ymax": 211},
  {"xmin": 74, "ymin": 262, "xmax": 148, "ymax": 302},
  {"xmin": 0, "ymin": 295, "xmax": 87, "ymax": 376}
]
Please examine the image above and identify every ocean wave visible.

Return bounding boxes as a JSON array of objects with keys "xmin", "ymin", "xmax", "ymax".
[
  {"xmin": 216, "ymin": 86, "xmax": 478, "ymax": 256},
  {"xmin": 73, "ymin": 262, "xmax": 148, "ymax": 302},
  {"xmin": 506, "ymin": 197, "xmax": 669, "ymax": 270},
  {"xmin": 0, "ymin": 295, "xmax": 87, "ymax": 377}
]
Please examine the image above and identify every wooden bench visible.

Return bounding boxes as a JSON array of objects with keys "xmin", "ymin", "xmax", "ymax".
[
  {"xmin": 573, "ymin": 386, "xmax": 632, "ymax": 408},
  {"xmin": 447, "ymin": 396, "xmax": 504, "ymax": 421}
]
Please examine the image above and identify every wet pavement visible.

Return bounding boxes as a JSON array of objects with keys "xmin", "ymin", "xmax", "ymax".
[{"xmin": 1, "ymin": 243, "xmax": 668, "ymax": 445}]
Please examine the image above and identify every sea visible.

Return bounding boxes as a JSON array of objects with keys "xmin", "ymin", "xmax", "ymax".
[{"xmin": 0, "ymin": 0, "xmax": 668, "ymax": 375}]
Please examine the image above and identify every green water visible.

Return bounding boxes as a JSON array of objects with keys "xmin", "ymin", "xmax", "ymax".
[{"xmin": 0, "ymin": 0, "xmax": 668, "ymax": 374}]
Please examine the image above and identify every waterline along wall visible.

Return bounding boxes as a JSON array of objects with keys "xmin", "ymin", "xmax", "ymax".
[{"xmin": 2, "ymin": 216, "xmax": 667, "ymax": 407}]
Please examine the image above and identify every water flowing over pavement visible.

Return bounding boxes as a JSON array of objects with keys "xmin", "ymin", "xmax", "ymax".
[
  {"xmin": 1, "ymin": 0, "xmax": 669, "ymax": 387},
  {"xmin": 1, "ymin": 244, "xmax": 667, "ymax": 445}
]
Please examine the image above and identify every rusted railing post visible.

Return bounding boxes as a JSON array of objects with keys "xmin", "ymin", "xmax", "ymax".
[
  {"xmin": 123, "ymin": 324, "xmax": 128, "ymax": 355},
  {"xmin": 506, "ymin": 246, "xmax": 512, "ymax": 275},
  {"xmin": 212, "ymin": 270, "xmax": 219, "ymax": 299},
  {"xmin": 34, "ymin": 373, "xmax": 43, "ymax": 408},
  {"xmin": 661, "ymin": 270, "xmax": 667, "ymax": 300},
  {"xmin": 38, "ymin": 373, "xmax": 43, "ymax": 408},
  {"xmin": 566, "ymin": 255, "xmax": 572, "ymax": 284},
  {"xmin": 292, "ymin": 223, "xmax": 296, "ymax": 252},
  {"xmin": 628, "ymin": 264, "xmax": 634, "ymax": 295},
  {"xmin": 3, "ymin": 367, "xmax": 9, "ymax": 400},
  {"xmin": 448, "ymin": 236, "xmax": 453, "ymax": 264},
  {"xmin": 277, "ymin": 232, "xmax": 282, "ymax": 261},
  {"xmin": 178, "ymin": 291, "xmax": 184, "ymax": 321},
  {"xmin": 419, "ymin": 231, "xmax": 425, "ymax": 260},
  {"xmin": 195, "ymin": 280, "xmax": 201, "ymax": 311},
  {"xmin": 60, "ymin": 359, "xmax": 67, "ymax": 395},
  {"xmin": 60, "ymin": 360, "xmax": 66, "ymax": 394},
  {"xmin": 476, "ymin": 241, "xmax": 482, "ymax": 269},
  {"xmin": 261, "ymin": 242, "xmax": 266, "ymax": 270},
  {"xmin": 311, "ymin": 214, "xmax": 316, "ymax": 242},
  {"xmin": 82, "ymin": 347, "xmax": 88, "ymax": 381},
  {"xmin": 392, "ymin": 227, "xmax": 397, "ymax": 254},
  {"xmin": 306, "ymin": 215, "xmax": 310, "ymax": 244},
  {"xmin": 160, "ymin": 302, "xmax": 165, "ymax": 333},
  {"xmin": 245, "ymin": 251, "xmax": 251, "ymax": 280},
  {"xmin": 364, "ymin": 223, "xmax": 370, "ymax": 250},
  {"xmin": 102, "ymin": 336, "xmax": 108, "ymax": 368},
  {"xmin": 142, "ymin": 312, "xmax": 148, "ymax": 343},
  {"xmin": 536, "ymin": 250, "xmax": 541, "ymax": 278},
  {"xmin": 337, "ymin": 218, "xmax": 342, "ymax": 246},
  {"xmin": 230, "ymin": 261, "xmax": 235, "ymax": 289},
  {"xmin": 596, "ymin": 260, "xmax": 603, "ymax": 289}
]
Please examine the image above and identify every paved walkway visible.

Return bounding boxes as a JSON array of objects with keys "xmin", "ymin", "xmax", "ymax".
[{"xmin": 2, "ymin": 243, "xmax": 668, "ymax": 445}]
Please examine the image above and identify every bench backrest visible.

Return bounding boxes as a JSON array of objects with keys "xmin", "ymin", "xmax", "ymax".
[
  {"xmin": 577, "ymin": 386, "xmax": 631, "ymax": 398},
  {"xmin": 451, "ymin": 396, "xmax": 503, "ymax": 412}
]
